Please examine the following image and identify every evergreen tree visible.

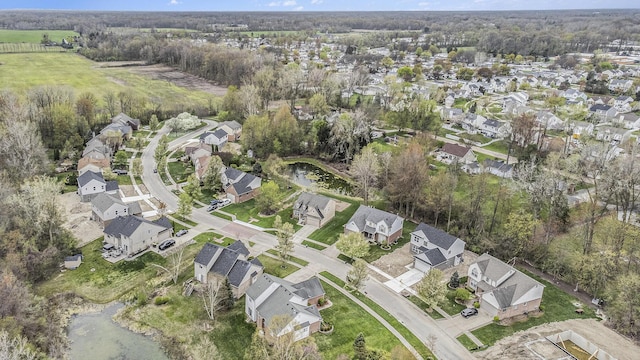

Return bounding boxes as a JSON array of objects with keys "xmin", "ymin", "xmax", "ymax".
[{"xmin": 353, "ymin": 333, "xmax": 368, "ymax": 360}]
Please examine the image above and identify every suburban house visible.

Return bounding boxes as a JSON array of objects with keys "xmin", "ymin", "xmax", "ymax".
[
  {"xmin": 461, "ymin": 113, "xmax": 487, "ymax": 134},
  {"xmin": 103, "ymin": 216, "xmax": 173, "ymax": 257},
  {"xmin": 77, "ymin": 170, "xmax": 119, "ymax": 202},
  {"xmin": 467, "ymin": 253, "xmax": 545, "ymax": 320},
  {"xmin": 245, "ymin": 274, "xmax": 325, "ymax": 342},
  {"xmin": 344, "ymin": 205, "xmax": 404, "ymax": 245},
  {"xmin": 595, "ymin": 126, "xmax": 632, "ymax": 145},
  {"xmin": 194, "ymin": 241, "xmax": 264, "ymax": 298},
  {"xmin": 77, "ymin": 156, "xmax": 110, "ymax": 175},
  {"xmin": 221, "ymin": 167, "xmax": 262, "ymax": 203},
  {"xmin": 194, "ymin": 155, "xmax": 211, "ymax": 181},
  {"xmin": 438, "ymin": 143, "xmax": 477, "ymax": 165},
  {"xmin": 200, "ymin": 128, "xmax": 228, "ymax": 151},
  {"xmin": 100, "ymin": 121, "xmax": 133, "ymax": 141},
  {"xmin": 410, "ymin": 223, "xmax": 466, "ymax": 273},
  {"xmin": 562, "ymin": 89, "xmax": 587, "ymax": 102},
  {"xmin": 292, "ymin": 192, "xmax": 336, "ymax": 227},
  {"xmin": 82, "ymin": 137, "xmax": 111, "ymax": 161},
  {"xmin": 64, "ymin": 254, "xmax": 83, "ymax": 270},
  {"xmin": 483, "ymin": 159, "xmax": 514, "ymax": 178},
  {"xmin": 608, "ymin": 79, "xmax": 633, "ymax": 93},
  {"xmin": 218, "ymin": 120, "xmax": 242, "ymax": 141},
  {"xmin": 613, "ymin": 96, "xmax": 634, "ymax": 113},
  {"xmin": 589, "ymin": 104, "xmax": 617, "ymax": 122},
  {"xmin": 91, "ymin": 192, "xmax": 142, "ymax": 227},
  {"xmin": 441, "ymin": 107, "xmax": 465, "ymax": 124},
  {"xmin": 615, "ymin": 113, "xmax": 640, "ymax": 129},
  {"xmin": 110, "ymin": 113, "xmax": 140, "ymax": 131},
  {"xmin": 479, "ymin": 119, "xmax": 511, "ymax": 139},
  {"xmin": 185, "ymin": 142, "xmax": 212, "ymax": 163}
]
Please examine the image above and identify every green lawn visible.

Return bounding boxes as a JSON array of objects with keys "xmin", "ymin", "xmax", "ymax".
[
  {"xmin": 257, "ymin": 255, "xmax": 300, "ymax": 278},
  {"xmin": 265, "ymin": 249, "xmax": 309, "ymax": 267},
  {"xmin": 116, "ymin": 174, "xmax": 133, "ymax": 185},
  {"xmin": 53, "ymin": 171, "xmax": 78, "ymax": 193},
  {"xmin": 211, "ymin": 211, "xmax": 233, "ymax": 221},
  {"xmin": 458, "ymin": 132, "xmax": 492, "ymax": 144},
  {"xmin": 302, "ymin": 240, "xmax": 327, "ymax": 250},
  {"xmin": 221, "ymin": 199, "xmax": 300, "ymax": 230},
  {"xmin": 471, "ymin": 270, "xmax": 598, "ymax": 347},
  {"xmin": 170, "ymin": 215, "xmax": 197, "ymax": 227},
  {"xmin": 0, "ymin": 29, "xmax": 78, "ymax": 43},
  {"xmin": 319, "ymin": 273, "xmax": 435, "ymax": 359},
  {"xmin": 308, "ymin": 201, "xmax": 360, "ymax": 245},
  {"xmin": 457, "ymin": 334, "xmax": 478, "ymax": 351},
  {"xmin": 407, "ymin": 294, "xmax": 445, "ymax": 319},
  {"xmin": 482, "ymin": 140, "xmax": 509, "ymax": 154},
  {"xmin": 0, "ymin": 53, "xmax": 213, "ymax": 110},
  {"xmin": 440, "ymin": 290, "xmax": 467, "ymax": 316},
  {"xmin": 167, "ymin": 161, "xmax": 192, "ymax": 183},
  {"xmin": 37, "ymin": 237, "xmax": 167, "ymax": 303}
]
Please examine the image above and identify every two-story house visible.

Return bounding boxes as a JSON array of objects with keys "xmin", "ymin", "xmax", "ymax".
[
  {"xmin": 595, "ymin": 126, "xmax": 632, "ymax": 145},
  {"xmin": 245, "ymin": 274, "xmax": 325, "ymax": 342},
  {"xmin": 200, "ymin": 128, "xmax": 228, "ymax": 151},
  {"xmin": 344, "ymin": 205, "xmax": 404, "ymax": 245},
  {"xmin": 194, "ymin": 241, "xmax": 264, "ymax": 298},
  {"xmin": 221, "ymin": 167, "xmax": 262, "ymax": 203},
  {"xmin": 218, "ymin": 120, "xmax": 242, "ymax": 141},
  {"xmin": 91, "ymin": 192, "xmax": 142, "ymax": 227},
  {"xmin": 438, "ymin": 143, "xmax": 477, "ymax": 165},
  {"xmin": 103, "ymin": 216, "xmax": 172, "ymax": 257},
  {"xmin": 292, "ymin": 192, "xmax": 336, "ymax": 227},
  {"xmin": 479, "ymin": 119, "xmax": 511, "ymax": 139},
  {"xmin": 411, "ymin": 223, "xmax": 466, "ymax": 273},
  {"xmin": 77, "ymin": 170, "xmax": 116, "ymax": 202},
  {"xmin": 589, "ymin": 104, "xmax": 617, "ymax": 123},
  {"xmin": 467, "ymin": 253, "xmax": 545, "ymax": 320}
]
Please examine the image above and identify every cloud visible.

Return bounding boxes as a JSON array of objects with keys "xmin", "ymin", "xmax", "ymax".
[
  {"xmin": 168, "ymin": 0, "xmax": 181, "ymax": 5},
  {"xmin": 311, "ymin": 0, "xmax": 323, "ymax": 4},
  {"xmin": 283, "ymin": 0, "xmax": 297, "ymax": 6},
  {"xmin": 294, "ymin": 6, "xmax": 304, "ymax": 10},
  {"xmin": 418, "ymin": 1, "xmax": 429, "ymax": 7},
  {"xmin": 268, "ymin": 1, "xmax": 280, "ymax": 6},
  {"xmin": 268, "ymin": 0, "xmax": 297, "ymax": 6}
]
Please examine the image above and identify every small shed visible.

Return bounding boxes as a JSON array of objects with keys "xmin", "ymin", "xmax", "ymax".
[{"xmin": 64, "ymin": 254, "xmax": 83, "ymax": 270}]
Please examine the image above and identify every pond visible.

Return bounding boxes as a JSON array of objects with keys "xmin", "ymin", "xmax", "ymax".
[
  {"xmin": 287, "ymin": 162, "xmax": 352, "ymax": 195},
  {"xmin": 67, "ymin": 303, "xmax": 168, "ymax": 360}
]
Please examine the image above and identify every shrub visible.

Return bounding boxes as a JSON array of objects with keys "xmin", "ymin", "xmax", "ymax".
[
  {"xmin": 454, "ymin": 288, "xmax": 472, "ymax": 302},
  {"xmin": 473, "ymin": 301, "xmax": 480, "ymax": 309},
  {"xmin": 154, "ymin": 296, "xmax": 170, "ymax": 305},
  {"xmin": 317, "ymin": 297, "xmax": 327, "ymax": 306},
  {"xmin": 493, "ymin": 315, "xmax": 500, "ymax": 322}
]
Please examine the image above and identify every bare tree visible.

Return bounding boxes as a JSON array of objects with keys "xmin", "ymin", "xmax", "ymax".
[
  {"xmin": 351, "ymin": 147, "xmax": 380, "ymax": 205},
  {"xmin": 346, "ymin": 258, "xmax": 369, "ymax": 291},
  {"xmin": 273, "ymin": 215, "xmax": 295, "ymax": 264},
  {"xmin": 152, "ymin": 247, "xmax": 185, "ymax": 285},
  {"xmin": 0, "ymin": 331, "xmax": 38, "ymax": 360},
  {"xmin": 267, "ymin": 315, "xmax": 321, "ymax": 360},
  {"xmin": 0, "ymin": 119, "xmax": 49, "ymax": 185},
  {"xmin": 201, "ymin": 280, "xmax": 225, "ymax": 324}
]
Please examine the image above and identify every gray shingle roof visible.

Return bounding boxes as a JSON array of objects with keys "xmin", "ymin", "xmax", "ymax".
[
  {"xmin": 294, "ymin": 192, "xmax": 332, "ymax": 218},
  {"xmin": 415, "ymin": 247, "xmax": 447, "ymax": 266},
  {"xmin": 232, "ymin": 173, "xmax": 261, "ymax": 195},
  {"xmin": 210, "ymin": 248, "xmax": 239, "ymax": 276},
  {"xmin": 224, "ymin": 167, "xmax": 245, "ymax": 183},
  {"xmin": 103, "ymin": 215, "xmax": 171, "ymax": 238},
  {"xmin": 227, "ymin": 240, "xmax": 250, "ymax": 257},
  {"xmin": 105, "ymin": 180, "xmax": 119, "ymax": 192},
  {"xmin": 195, "ymin": 243, "xmax": 220, "ymax": 265},
  {"xmin": 126, "ymin": 201, "xmax": 142, "ymax": 215},
  {"xmin": 78, "ymin": 170, "xmax": 105, "ymax": 187},
  {"xmin": 412, "ymin": 223, "xmax": 460, "ymax": 250},
  {"xmin": 212, "ymin": 128, "xmax": 228, "ymax": 139},
  {"xmin": 227, "ymin": 260, "xmax": 252, "ymax": 287},
  {"xmin": 196, "ymin": 241, "xmax": 262, "ymax": 287},
  {"xmin": 91, "ymin": 192, "xmax": 124, "ymax": 213},
  {"xmin": 348, "ymin": 205, "xmax": 401, "ymax": 230},
  {"xmin": 220, "ymin": 120, "xmax": 242, "ymax": 130},
  {"xmin": 442, "ymin": 143, "xmax": 472, "ymax": 158},
  {"xmin": 291, "ymin": 277, "xmax": 325, "ymax": 299}
]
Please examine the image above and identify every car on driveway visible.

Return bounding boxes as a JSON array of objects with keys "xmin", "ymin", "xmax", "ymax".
[
  {"xmin": 218, "ymin": 198, "xmax": 231, "ymax": 207},
  {"xmin": 175, "ymin": 229, "xmax": 188, "ymax": 237},
  {"xmin": 210, "ymin": 199, "xmax": 221, "ymax": 205},
  {"xmin": 158, "ymin": 239, "xmax": 175, "ymax": 251},
  {"xmin": 206, "ymin": 204, "xmax": 218, "ymax": 212},
  {"xmin": 460, "ymin": 308, "xmax": 478, "ymax": 318}
]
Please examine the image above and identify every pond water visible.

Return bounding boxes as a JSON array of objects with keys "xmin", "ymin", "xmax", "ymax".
[
  {"xmin": 287, "ymin": 162, "xmax": 352, "ymax": 195},
  {"xmin": 67, "ymin": 303, "xmax": 168, "ymax": 360}
]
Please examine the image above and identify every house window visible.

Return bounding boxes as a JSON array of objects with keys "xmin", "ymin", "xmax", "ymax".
[
  {"xmin": 93, "ymin": 186, "xmax": 96, "ymax": 191},
  {"xmin": 471, "ymin": 268, "xmax": 478, "ymax": 278}
]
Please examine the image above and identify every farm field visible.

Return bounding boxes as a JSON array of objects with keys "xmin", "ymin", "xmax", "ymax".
[
  {"xmin": 0, "ymin": 52, "xmax": 215, "ymax": 109},
  {"xmin": 0, "ymin": 29, "xmax": 78, "ymax": 43}
]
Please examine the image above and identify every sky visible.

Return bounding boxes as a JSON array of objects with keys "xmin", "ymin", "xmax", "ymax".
[{"xmin": 1, "ymin": 0, "xmax": 638, "ymax": 12}]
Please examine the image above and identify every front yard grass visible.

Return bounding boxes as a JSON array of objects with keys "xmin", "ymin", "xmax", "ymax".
[
  {"xmin": 37, "ymin": 237, "xmax": 167, "ymax": 303},
  {"xmin": 302, "ymin": 240, "xmax": 327, "ymax": 250},
  {"xmin": 471, "ymin": 270, "xmax": 598, "ymax": 348},
  {"xmin": 308, "ymin": 201, "xmax": 359, "ymax": 245},
  {"xmin": 320, "ymin": 272, "xmax": 435, "ymax": 359},
  {"xmin": 167, "ymin": 160, "xmax": 192, "ymax": 183},
  {"xmin": 116, "ymin": 174, "xmax": 133, "ymax": 185},
  {"xmin": 221, "ymin": 199, "xmax": 300, "ymax": 230},
  {"xmin": 257, "ymin": 254, "xmax": 300, "ymax": 278},
  {"xmin": 440, "ymin": 290, "xmax": 467, "ymax": 316},
  {"xmin": 170, "ymin": 215, "xmax": 197, "ymax": 227},
  {"xmin": 265, "ymin": 249, "xmax": 309, "ymax": 267},
  {"xmin": 481, "ymin": 140, "xmax": 509, "ymax": 154},
  {"xmin": 457, "ymin": 333, "xmax": 478, "ymax": 350},
  {"xmin": 361, "ymin": 221, "xmax": 418, "ymax": 263},
  {"xmin": 407, "ymin": 294, "xmax": 445, "ymax": 319}
]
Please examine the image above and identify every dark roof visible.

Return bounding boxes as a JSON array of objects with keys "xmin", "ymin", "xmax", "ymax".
[
  {"xmin": 412, "ymin": 223, "xmax": 460, "ymax": 250},
  {"xmin": 199, "ymin": 131, "xmax": 213, "ymax": 140},
  {"xmin": 415, "ymin": 247, "xmax": 447, "ymax": 266},
  {"xmin": 105, "ymin": 180, "xmax": 119, "ymax": 192},
  {"xmin": 590, "ymin": 104, "xmax": 612, "ymax": 112},
  {"xmin": 348, "ymin": 205, "xmax": 402, "ymax": 230},
  {"xmin": 91, "ymin": 192, "xmax": 124, "ymax": 213},
  {"xmin": 195, "ymin": 243, "xmax": 220, "ymax": 265},
  {"xmin": 227, "ymin": 240, "xmax": 250, "ymax": 257},
  {"xmin": 483, "ymin": 159, "xmax": 513, "ymax": 172},
  {"xmin": 483, "ymin": 119, "xmax": 503, "ymax": 128},
  {"xmin": 103, "ymin": 215, "xmax": 171, "ymax": 238},
  {"xmin": 153, "ymin": 216, "xmax": 172, "ymax": 229},
  {"xmin": 232, "ymin": 173, "xmax": 261, "ymax": 195},
  {"xmin": 210, "ymin": 248, "xmax": 240, "ymax": 276},
  {"xmin": 441, "ymin": 143, "xmax": 472, "ymax": 158},
  {"xmin": 64, "ymin": 254, "xmax": 82, "ymax": 262},
  {"xmin": 224, "ymin": 167, "xmax": 245, "ymax": 182},
  {"xmin": 77, "ymin": 170, "xmax": 105, "ymax": 187},
  {"xmin": 212, "ymin": 128, "xmax": 228, "ymax": 139},
  {"xmin": 227, "ymin": 260, "xmax": 252, "ymax": 287},
  {"xmin": 492, "ymin": 284, "xmax": 518, "ymax": 309},
  {"xmin": 291, "ymin": 276, "xmax": 325, "ymax": 299}
]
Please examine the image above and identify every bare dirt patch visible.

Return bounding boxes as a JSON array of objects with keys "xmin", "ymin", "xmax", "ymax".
[
  {"xmin": 334, "ymin": 200, "xmax": 350, "ymax": 212},
  {"xmin": 59, "ymin": 192, "xmax": 103, "ymax": 247},
  {"xmin": 476, "ymin": 318, "xmax": 640, "ymax": 360},
  {"xmin": 128, "ymin": 64, "xmax": 228, "ymax": 96},
  {"xmin": 372, "ymin": 242, "xmax": 413, "ymax": 278}
]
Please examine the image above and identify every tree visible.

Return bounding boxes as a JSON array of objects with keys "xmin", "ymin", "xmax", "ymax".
[
  {"xmin": 456, "ymin": 67, "xmax": 475, "ymax": 81},
  {"xmin": 155, "ymin": 135, "xmax": 169, "ymax": 164},
  {"xmin": 149, "ymin": 114, "xmax": 160, "ymax": 131},
  {"xmin": 244, "ymin": 329, "xmax": 270, "ymax": 360},
  {"xmin": 166, "ymin": 112, "xmax": 200, "ymax": 133},
  {"xmin": 176, "ymin": 192, "xmax": 193, "ymax": 219},
  {"xmin": 397, "ymin": 66, "xmax": 414, "ymax": 82},
  {"xmin": 309, "ymin": 93, "xmax": 329, "ymax": 117},
  {"xmin": 346, "ymin": 258, "xmax": 369, "ymax": 291},
  {"xmin": 449, "ymin": 271, "xmax": 460, "ymax": 288},
  {"xmin": 0, "ymin": 119, "xmax": 49, "ymax": 185},
  {"xmin": 0, "ymin": 331, "xmax": 38, "ymax": 360},
  {"xmin": 336, "ymin": 232, "xmax": 370, "ymax": 261},
  {"xmin": 454, "ymin": 288, "xmax": 472, "ymax": 302},
  {"xmin": 131, "ymin": 158, "xmax": 143, "ymax": 177},
  {"xmin": 351, "ymin": 147, "xmax": 380, "ymax": 205},
  {"xmin": 424, "ymin": 171, "xmax": 458, "ymax": 228},
  {"xmin": 502, "ymin": 210, "xmax": 538, "ymax": 259},
  {"xmin": 385, "ymin": 142, "xmax": 429, "ymax": 218},
  {"xmin": 416, "ymin": 268, "xmax": 447, "ymax": 309},
  {"xmin": 201, "ymin": 155, "xmax": 224, "ymax": 192},
  {"xmin": 267, "ymin": 315, "xmax": 321, "ymax": 360},
  {"xmin": 274, "ymin": 215, "xmax": 295, "ymax": 264},
  {"xmin": 183, "ymin": 174, "xmax": 202, "ymax": 201},
  {"xmin": 152, "ymin": 247, "xmax": 185, "ymax": 285},
  {"xmin": 201, "ymin": 279, "xmax": 225, "ymax": 324},
  {"xmin": 353, "ymin": 333, "xmax": 368, "ymax": 360},
  {"xmin": 605, "ymin": 273, "xmax": 640, "ymax": 338},
  {"xmin": 113, "ymin": 150, "xmax": 129, "ymax": 170},
  {"xmin": 192, "ymin": 335, "xmax": 220, "ymax": 360},
  {"xmin": 255, "ymin": 181, "xmax": 279, "ymax": 215}
]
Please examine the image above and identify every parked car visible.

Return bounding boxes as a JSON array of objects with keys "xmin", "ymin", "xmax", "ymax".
[
  {"xmin": 206, "ymin": 204, "xmax": 217, "ymax": 212},
  {"xmin": 153, "ymin": 168, "xmax": 158, "ymax": 173},
  {"xmin": 175, "ymin": 229, "xmax": 188, "ymax": 237},
  {"xmin": 460, "ymin": 308, "xmax": 478, "ymax": 318},
  {"xmin": 158, "ymin": 239, "xmax": 176, "ymax": 250},
  {"xmin": 113, "ymin": 169, "xmax": 128, "ymax": 175},
  {"xmin": 218, "ymin": 198, "xmax": 231, "ymax": 207},
  {"xmin": 210, "ymin": 199, "xmax": 221, "ymax": 205}
]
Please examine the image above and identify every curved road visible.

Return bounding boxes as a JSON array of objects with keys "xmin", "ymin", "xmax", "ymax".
[{"xmin": 141, "ymin": 124, "xmax": 474, "ymax": 360}]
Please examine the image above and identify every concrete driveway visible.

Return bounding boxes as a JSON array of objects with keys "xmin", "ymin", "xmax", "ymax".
[{"xmin": 438, "ymin": 308, "xmax": 493, "ymax": 337}]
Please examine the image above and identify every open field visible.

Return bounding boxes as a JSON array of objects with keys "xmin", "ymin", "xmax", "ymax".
[
  {"xmin": 0, "ymin": 29, "xmax": 78, "ymax": 43},
  {"xmin": 0, "ymin": 53, "xmax": 216, "ymax": 109}
]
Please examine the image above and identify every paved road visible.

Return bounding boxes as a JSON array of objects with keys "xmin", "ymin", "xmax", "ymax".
[{"xmin": 141, "ymin": 124, "xmax": 475, "ymax": 360}]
